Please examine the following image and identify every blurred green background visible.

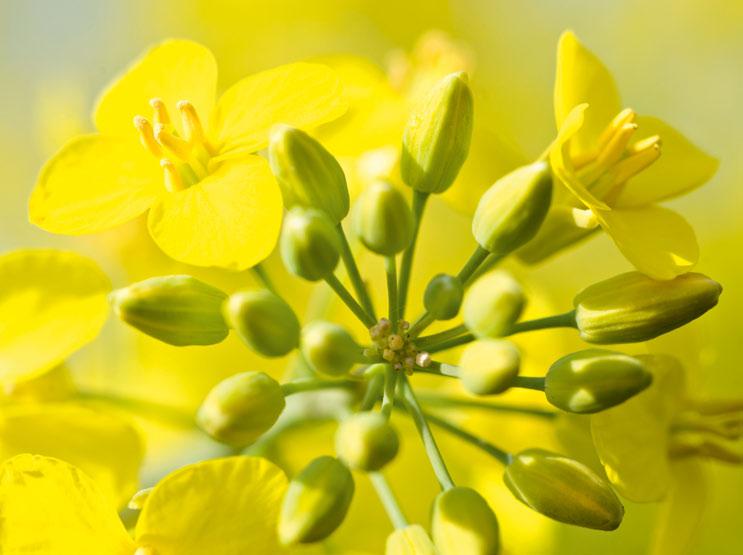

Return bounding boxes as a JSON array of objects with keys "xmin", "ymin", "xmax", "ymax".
[{"xmin": 1, "ymin": 0, "xmax": 741, "ymax": 553}]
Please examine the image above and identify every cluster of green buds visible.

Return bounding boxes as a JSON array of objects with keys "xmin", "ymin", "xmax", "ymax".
[{"xmin": 110, "ymin": 70, "xmax": 723, "ymax": 552}]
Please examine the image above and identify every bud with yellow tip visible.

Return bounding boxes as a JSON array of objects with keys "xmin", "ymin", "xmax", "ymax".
[
  {"xmin": 424, "ymin": 274, "xmax": 463, "ymax": 320},
  {"xmin": 431, "ymin": 486, "xmax": 500, "ymax": 555},
  {"xmin": 280, "ymin": 207, "xmax": 340, "ymax": 281},
  {"xmin": 459, "ymin": 339, "xmax": 520, "ymax": 395},
  {"xmin": 354, "ymin": 181, "xmax": 413, "ymax": 255},
  {"xmin": 463, "ymin": 271, "xmax": 525, "ymax": 338},
  {"xmin": 386, "ymin": 524, "xmax": 438, "ymax": 555},
  {"xmin": 301, "ymin": 321, "xmax": 361, "ymax": 376},
  {"xmin": 335, "ymin": 412, "xmax": 399, "ymax": 471}
]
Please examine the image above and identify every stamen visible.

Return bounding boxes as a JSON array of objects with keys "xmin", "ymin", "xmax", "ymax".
[
  {"xmin": 149, "ymin": 98, "xmax": 171, "ymax": 126},
  {"xmin": 580, "ymin": 123, "xmax": 638, "ymax": 184},
  {"xmin": 154, "ymin": 124, "xmax": 192, "ymax": 162},
  {"xmin": 596, "ymin": 108, "xmax": 636, "ymax": 152},
  {"xmin": 161, "ymin": 159, "xmax": 186, "ymax": 193},
  {"xmin": 133, "ymin": 116, "xmax": 162, "ymax": 158},
  {"xmin": 610, "ymin": 142, "xmax": 661, "ymax": 184},
  {"xmin": 177, "ymin": 100, "xmax": 207, "ymax": 145},
  {"xmin": 627, "ymin": 134, "xmax": 661, "ymax": 155}
]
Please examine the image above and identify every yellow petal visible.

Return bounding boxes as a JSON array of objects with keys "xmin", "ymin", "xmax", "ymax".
[
  {"xmin": 147, "ymin": 156, "xmax": 282, "ymax": 270},
  {"xmin": 591, "ymin": 355, "xmax": 686, "ymax": 502},
  {"xmin": 212, "ymin": 63, "xmax": 347, "ymax": 157},
  {"xmin": 0, "ymin": 249, "xmax": 110, "ymax": 385},
  {"xmin": 0, "ymin": 454, "xmax": 134, "ymax": 554},
  {"xmin": 614, "ymin": 116, "xmax": 718, "ymax": 208},
  {"xmin": 0, "ymin": 404, "xmax": 143, "ymax": 508},
  {"xmin": 135, "ymin": 456, "xmax": 288, "ymax": 554},
  {"xmin": 29, "ymin": 134, "xmax": 161, "ymax": 234},
  {"xmin": 554, "ymin": 31, "xmax": 621, "ymax": 155},
  {"xmin": 596, "ymin": 205, "xmax": 698, "ymax": 280},
  {"xmin": 94, "ymin": 39, "xmax": 217, "ymax": 138}
]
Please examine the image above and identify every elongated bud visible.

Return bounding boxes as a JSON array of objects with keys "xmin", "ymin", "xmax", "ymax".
[
  {"xmin": 459, "ymin": 340, "xmax": 520, "ymax": 395},
  {"xmin": 110, "ymin": 275, "xmax": 228, "ymax": 346},
  {"xmin": 281, "ymin": 207, "xmax": 340, "ymax": 281},
  {"xmin": 196, "ymin": 371, "xmax": 285, "ymax": 447},
  {"xmin": 503, "ymin": 448, "xmax": 624, "ymax": 530},
  {"xmin": 335, "ymin": 412, "xmax": 399, "ymax": 471},
  {"xmin": 432, "ymin": 487, "xmax": 500, "ymax": 555},
  {"xmin": 473, "ymin": 161, "xmax": 552, "ymax": 255},
  {"xmin": 301, "ymin": 321, "xmax": 360, "ymax": 376},
  {"xmin": 401, "ymin": 72, "xmax": 474, "ymax": 194},
  {"xmin": 224, "ymin": 290, "xmax": 300, "ymax": 357},
  {"xmin": 269, "ymin": 125, "xmax": 349, "ymax": 222},
  {"xmin": 386, "ymin": 524, "xmax": 437, "ymax": 555},
  {"xmin": 574, "ymin": 272, "xmax": 722, "ymax": 344},
  {"xmin": 279, "ymin": 456, "xmax": 355, "ymax": 545},
  {"xmin": 354, "ymin": 181, "xmax": 413, "ymax": 255},
  {"xmin": 463, "ymin": 271, "xmax": 525, "ymax": 338},
  {"xmin": 424, "ymin": 273, "xmax": 464, "ymax": 320},
  {"xmin": 545, "ymin": 349, "xmax": 652, "ymax": 413}
]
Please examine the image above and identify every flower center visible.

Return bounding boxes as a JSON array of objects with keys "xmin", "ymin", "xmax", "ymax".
[
  {"xmin": 668, "ymin": 399, "xmax": 743, "ymax": 464},
  {"xmin": 133, "ymin": 98, "xmax": 215, "ymax": 192},
  {"xmin": 364, "ymin": 317, "xmax": 432, "ymax": 374}
]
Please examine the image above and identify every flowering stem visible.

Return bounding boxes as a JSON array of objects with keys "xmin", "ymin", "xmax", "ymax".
[
  {"xmin": 385, "ymin": 256, "xmax": 398, "ymax": 325},
  {"xmin": 415, "ymin": 361, "xmax": 460, "ymax": 378},
  {"xmin": 422, "ymin": 410, "xmax": 512, "ymax": 465},
  {"xmin": 360, "ymin": 373, "xmax": 385, "ymax": 411},
  {"xmin": 512, "ymin": 376, "xmax": 546, "ymax": 391},
  {"xmin": 280, "ymin": 378, "xmax": 358, "ymax": 396},
  {"xmin": 324, "ymin": 273, "xmax": 377, "ymax": 327},
  {"xmin": 76, "ymin": 390, "xmax": 193, "ymax": 428},
  {"xmin": 417, "ymin": 393, "xmax": 557, "ymax": 418},
  {"xmin": 407, "ymin": 312, "xmax": 435, "ymax": 338},
  {"xmin": 397, "ymin": 191, "xmax": 430, "ymax": 320},
  {"xmin": 426, "ymin": 332, "xmax": 475, "ymax": 354},
  {"xmin": 369, "ymin": 472, "xmax": 408, "ymax": 529},
  {"xmin": 468, "ymin": 253, "xmax": 505, "ymax": 284},
  {"xmin": 381, "ymin": 367, "xmax": 398, "ymax": 419},
  {"xmin": 252, "ymin": 263, "xmax": 276, "ymax": 294},
  {"xmin": 399, "ymin": 376, "xmax": 456, "ymax": 490},
  {"xmin": 416, "ymin": 324, "xmax": 468, "ymax": 347},
  {"xmin": 336, "ymin": 224, "xmax": 377, "ymax": 321},
  {"xmin": 456, "ymin": 245, "xmax": 491, "ymax": 285},
  {"xmin": 507, "ymin": 310, "xmax": 577, "ymax": 335}
]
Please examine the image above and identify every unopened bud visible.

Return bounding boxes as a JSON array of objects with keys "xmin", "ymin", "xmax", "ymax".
[
  {"xmin": 424, "ymin": 274, "xmax": 464, "ymax": 320},
  {"xmin": 463, "ymin": 271, "xmax": 525, "ymax": 338},
  {"xmin": 278, "ymin": 456, "xmax": 355, "ymax": 545},
  {"xmin": 472, "ymin": 161, "xmax": 552, "ymax": 255},
  {"xmin": 574, "ymin": 272, "xmax": 722, "ymax": 344},
  {"xmin": 224, "ymin": 290, "xmax": 300, "ymax": 357},
  {"xmin": 196, "ymin": 371, "xmax": 285, "ymax": 447},
  {"xmin": 280, "ymin": 207, "xmax": 340, "ymax": 281},
  {"xmin": 335, "ymin": 412, "xmax": 399, "ymax": 471},
  {"xmin": 354, "ymin": 180, "xmax": 414, "ymax": 255},
  {"xmin": 110, "ymin": 275, "xmax": 228, "ymax": 346},
  {"xmin": 503, "ymin": 448, "xmax": 624, "ymax": 530},
  {"xmin": 269, "ymin": 125, "xmax": 349, "ymax": 222},
  {"xmin": 459, "ymin": 340, "xmax": 520, "ymax": 395},
  {"xmin": 386, "ymin": 524, "xmax": 437, "ymax": 555},
  {"xmin": 401, "ymin": 72, "xmax": 474, "ymax": 194},
  {"xmin": 432, "ymin": 487, "xmax": 500, "ymax": 555},
  {"xmin": 301, "ymin": 321, "xmax": 360, "ymax": 376},
  {"xmin": 545, "ymin": 349, "xmax": 652, "ymax": 413}
]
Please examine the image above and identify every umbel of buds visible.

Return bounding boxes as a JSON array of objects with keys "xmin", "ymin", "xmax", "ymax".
[
  {"xmin": 223, "ymin": 290, "xmax": 300, "ymax": 357},
  {"xmin": 431, "ymin": 487, "xmax": 500, "ymax": 555},
  {"xmin": 463, "ymin": 271, "xmax": 525, "ymax": 338},
  {"xmin": 301, "ymin": 321, "xmax": 360, "ymax": 376},
  {"xmin": 401, "ymin": 72, "xmax": 474, "ymax": 194},
  {"xmin": 279, "ymin": 456, "xmax": 355, "ymax": 545},
  {"xmin": 545, "ymin": 349, "xmax": 652, "ymax": 413},
  {"xmin": 269, "ymin": 124, "xmax": 350, "ymax": 222},
  {"xmin": 386, "ymin": 524, "xmax": 437, "ymax": 555},
  {"xmin": 574, "ymin": 272, "xmax": 722, "ymax": 343},
  {"xmin": 110, "ymin": 275, "xmax": 228, "ymax": 346},
  {"xmin": 459, "ymin": 339, "xmax": 520, "ymax": 395},
  {"xmin": 503, "ymin": 449, "xmax": 624, "ymax": 530},
  {"xmin": 424, "ymin": 273, "xmax": 464, "ymax": 320},
  {"xmin": 335, "ymin": 412, "xmax": 399, "ymax": 471},
  {"xmin": 281, "ymin": 207, "xmax": 340, "ymax": 281},
  {"xmin": 354, "ymin": 180, "xmax": 413, "ymax": 256},
  {"xmin": 196, "ymin": 371, "xmax": 285, "ymax": 447}
]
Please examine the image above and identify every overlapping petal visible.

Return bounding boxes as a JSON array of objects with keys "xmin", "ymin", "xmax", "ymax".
[
  {"xmin": 147, "ymin": 156, "xmax": 282, "ymax": 269},
  {"xmin": 0, "ymin": 249, "xmax": 110, "ymax": 385}
]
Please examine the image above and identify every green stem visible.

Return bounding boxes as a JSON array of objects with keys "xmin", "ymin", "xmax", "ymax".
[
  {"xmin": 252, "ymin": 263, "xmax": 276, "ymax": 294},
  {"xmin": 512, "ymin": 376, "xmax": 546, "ymax": 392},
  {"xmin": 385, "ymin": 256, "xmax": 398, "ymax": 325},
  {"xmin": 399, "ymin": 376, "xmax": 455, "ymax": 490},
  {"xmin": 456, "ymin": 245, "xmax": 491, "ymax": 286},
  {"xmin": 280, "ymin": 378, "xmax": 357, "ymax": 396},
  {"xmin": 426, "ymin": 332, "xmax": 475, "ymax": 354},
  {"xmin": 418, "ymin": 393, "xmax": 557, "ymax": 418},
  {"xmin": 397, "ymin": 191, "xmax": 429, "ymax": 320},
  {"xmin": 422, "ymin": 410, "xmax": 512, "ymax": 465},
  {"xmin": 416, "ymin": 324, "xmax": 468, "ymax": 347},
  {"xmin": 507, "ymin": 310, "xmax": 577, "ymax": 335},
  {"xmin": 324, "ymin": 273, "xmax": 377, "ymax": 327},
  {"xmin": 380, "ymin": 368, "xmax": 398, "ymax": 418},
  {"xmin": 360, "ymin": 373, "xmax": 385, "ymax": 411},
  {"xmin": 468, "ymin": 253, "xmax": 504, "ymax": 284},
  {"xmin": 369, "ymin": 472, "xmax": 408, "ymax": 529},
  {"xmin": 76, "ymin": 391, "xmax": 194, "ymax": 428},
  {"xmin": 415, "ymin": 361, "xmax": 460, "ymax": 378},
  {"xmin": 407, "ymin": 312, "xmax": 435, "ymax": 339},
  {"xmin": 336, "ymin": 224, "xmax": 377, "ymax": 321}
]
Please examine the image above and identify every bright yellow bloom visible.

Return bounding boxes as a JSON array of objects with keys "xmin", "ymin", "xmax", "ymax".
[
  {"xmin": 30, "ymin": 40, "xmax": 347, "ymax": 270},
  {"xmin": 0, "ymin": 454, "xmax": 288, "ymax": 554},
  {"xmin": 520, "ymin": 31, "xmax": 718, "ymax": 279}
]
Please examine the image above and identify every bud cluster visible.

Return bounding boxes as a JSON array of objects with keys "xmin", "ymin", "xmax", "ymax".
[{"xmin": 365, "ymin": 317, "xmax": 432, "ymax": 374}]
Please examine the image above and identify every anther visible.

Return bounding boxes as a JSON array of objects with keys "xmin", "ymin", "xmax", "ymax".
[
  {"xmin": 155, "ymin": 124, "xmax": 193, "ymax": 162},
  {"xmin": 596, "ymin": 108, "xmax": 636, "ymax": 151},
  {"xmin": 627, "ymin": 134, "xmax": 661, "ymax": 155},
  {"xmin": 611, "ymin": 143, "xmax": 661, "ymax": 184},
  {"xmin": 160, "ymin": 159, "xmax": 186, "ymax": 193},
  {"xmin": 149, "ymin": 98, "xmax": 171, "ymax": 126},
  {"xmin": 581, "ymin": 123, "xmax": 638, "ymax": 184},
  {"xmin": 133, "ymin": 116, "xmax": 162, "ymax": 158},
  {"xmin": 177, "ymin": 100, "xmax": 207, "ymax": 146}
]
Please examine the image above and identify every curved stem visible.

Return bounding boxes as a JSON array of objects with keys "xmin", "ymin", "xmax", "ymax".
[
  {"xmin": 456, "ymin": 245, "xmax": 491, "ymax": 286},
  {"xmin": 360, "ymin": 373, "xmax": 385, "ymax": 411},
  {"xmin": 324, "ymin": 273, "xmax": 377, "ymax": 327},
  {"xmin": 426, "ymin": 332, "xmax": 475, "ymax": 354},
  {"xmin": 507, "ymin": 311, "xmax": 577, "ymax": 335},
  {"xmin": 369, "ymin": 472, "xmax": 408, "ymax": 529},
  {"xmin": 512, "ymin": 376, "xmax": 546, "ymax": 391},
  {"xmin": 76, "ymin": 390, "xmax": 194, "ymax": 428},
  {"xmin": 397, "ymin": 191, "xmax": 429, "ymax": 320},
  {"xmin": 468, "ymin": 253, "xmax": 504, "ymax": 284},
  {"xmin": 417, "ymin": 324, "xmax": 468, "ymax": 347},
  {"xmin": 418, "ymin": 393, "xmax": 557, "ymax": 418},
  {"xmin": 385, "ymin": 256, "xmax": 398, "ymax": 326},
  {"xmin": 422, "ymin": 410, "xmax": 512, "ymax": 465},
  {"xmin": 252, "ymin": 263, "xmax": 276, "ymax": 294},
  {"xmin": 336, "ymin": 224, "xmax": 377, "ymax": 321},
  {"xmin": 414, "ymin": 361, "xmax": 460, "ymax": 378},
  {"xmin": 280, "ymin": 378, "xmax": 357, "ymax": 396},
  {"xmin": 407, "ymin": 312, "xmax": 435, "ymax": 339},
  {"xmin": 380, "ymin": 367, "xmax": 398, "ymax": 418}
]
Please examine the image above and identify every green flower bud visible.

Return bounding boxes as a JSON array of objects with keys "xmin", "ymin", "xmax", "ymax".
[
  {"xmin": 503, "ymin": 448, "xmax": 624, "ymax": 530},
  {"xmin": 432, "ymin": 487, "xmax": 500, "ymax": 555},
  {"xmin": 463, "ymin": 271, "xmax": 525, "ymax": 338},
  {"xmin": 424, "ymin": 273, "xmax": 464, "ymax": 320},
  {"xmin": 335, "ymin": 412, "xmax": 399, "ymax": 471},
  {"xmin": 545, "ymin": 349, "xmax": 652, "ymax": 413},
  {"xmin": 110, "ymin": 275, "xmax": 228, "ymax": 346},
  {"xmin": 459, "ymin": 340, "xmax": 520, "ymax": 395},
  {"xmin": 269, "ymin": 124, "xmax": 349, "ymax": 222},
  {"xmin": 472, "ymin": 161, "xmax": 552, "ymax": 255},
  {"xmin": 223, "ymin": 290, "xmax": 300, "ymax": 357},
  {"xmin": 279, "ymin": 456, "xmax": 355, "ymax": 545},
  {"xmin": 574, "ymin": 272, "xmax": 722, "ymax": 344},
  {"xmin": 281, "ymin": 207, "xmax": 340, "ymax": 281},
  {"xmin": 301, "ymin": 321, "xmax": 360, "ymax": 376},
  {"xmin": 386, "ymin": 524, "xmax": 437, "ymax": 555},
  {"xmin": 354, "ymin": 181, "xmax": 413, "ymax": 255},
  {"xmin": 196, "ymin": 371, "xmax": 285, "ymax": 447},
  {"xmin": 401, "ymin": 72, "xmax": 474, "ymax": 194}
]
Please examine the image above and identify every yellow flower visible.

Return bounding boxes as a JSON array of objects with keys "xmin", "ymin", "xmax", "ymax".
[
  {"xmin": 0, "ymin": 453, "xmax": 288, "ymax": 554},
  {"xmin": 30, "ymin": 40, "xmax": 347, "ymax": 270},
  {"xmin": 520, "ymin": 31, "xmax": 718, "ymax": 280}
]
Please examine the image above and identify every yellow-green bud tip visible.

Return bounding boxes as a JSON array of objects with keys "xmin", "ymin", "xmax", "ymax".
[
  {"xmin": 432, "ymin": 486, "xmax": 500, "ymax": 555},
  {"xmin": 463, "ymin": 271, "xmax": 525, "ymax": 338},
  {"xmin": 354, "ymin": 180, "xmax": 414, "ymax": 255},
  {"xmin": 335, "ymin": 412, "xmax": 399, "ymax": 471},
  {"xmin": 459, "ymin": 339, "xmax": 520, "ymax": 395},
  {"xmin": 280, "ymin": 207, "xmax": 340, "ymax": 281},
  {"xmin": 301, "ymin": 321, "xmax": 360, "ymax": 376}
]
